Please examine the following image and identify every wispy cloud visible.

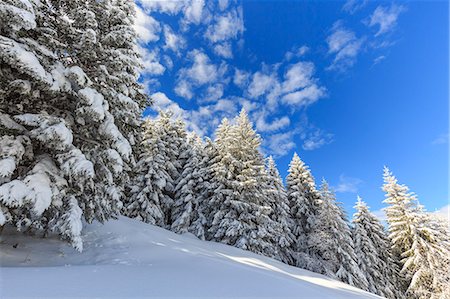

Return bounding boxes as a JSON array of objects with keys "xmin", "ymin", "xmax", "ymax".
[
  {"xmin": 265, "ymin": 131, "xmax": 297, "ymax": 157},
  {"xmin": 368, "ymin": 4, "xmax": 405, "ymax": 37},
  {"xmin": 326, "ymin": 21, "xmax": 365, "ymax": 71},
  {"xmin": 284, "ymin": 45, "xmax": 309, "ymax": 61},
  {"xmin": 372, "ymin": 55, "xmax": 386, "ymax": 66},
  {"xmin": 342, "ymin": 0, "xmax": 368, "ymax": 14},
  {"xmin": 302, "ymin": 128, "xmax": 333, "ymax": 151},
  {"xmin": 432, "ymin": 133, "xmax": 449, "ymax": 145},
  {"xmin": 255, "ymin": 112, "xmax": 290, "ymax": 132},
  {"xmin": 134, "ymin": 5, "xmax": 160, "ymax": 43},
  {"xmin": 163, "ymin": 25, "xmax": 186, "ymax": 53},
  {"xmin": 175, "ymin": 49, "xmax": 228, "ymax": 99},
  {"xmin": 334, "ymin": 174, "xmax": 363, "ymax": 193}
]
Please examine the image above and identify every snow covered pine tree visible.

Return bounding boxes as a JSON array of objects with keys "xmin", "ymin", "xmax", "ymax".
[
  {"xmin": 206, "ymin": 110, "xmax": 279, "ymax": 258},
  {"xmin": 286, "ymin": 152, "xmax": 321, "ymax": 269},
  {"xmin": 308, "ymin": 180, "xmax": 368, "ymax": 290},
  {"xmin": 383, "ymin": 167, "xmax": 450, "ymax": 299},
  {"xmin": 126, "ymin": 111, "xmax": 187, "ymax": 228},
  {"xmin": 0, "ymin": 0, "xmax": 145, "ymax": 250},
  {"xmin": 171, "ymin": 133, "xmax": 211, "ymax": 236},
  {"xmin": 265, "ymin": 156, "xmax": 294, "ymax": 265},
  {"xmin": 352, "ymin": 196, "xmax": 400, "ymax": 298}
]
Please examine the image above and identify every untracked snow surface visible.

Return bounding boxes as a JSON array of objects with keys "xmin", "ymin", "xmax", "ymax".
[{"xmin": 0, "ymin": 216, "xmax": 381, "ymax": 298}]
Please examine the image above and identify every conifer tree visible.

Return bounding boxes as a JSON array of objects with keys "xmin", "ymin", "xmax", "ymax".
[
  {"xmin": 0, "ymin": 0, "xmax": 144, "ymax": 250},
  {"xmin": 189, "ymin": 137, "xmax": 217, "ymax": 240},
  {"xmin": 171, "ymin": 133, "xmax": 207, "ymax": 234},
  {"xmin": 383, "ymin": 167, "xmax": 450, "ymax": 299},
  {"xmin": 352, "ymin": 196, "xmax": 400, "ymax": 298},
  {"xmin": 126, "ymin": 111, "xmax": 187, "ymax": 227},
  {"xmin": 286, "ymin": 153, "xmax": 321, "ymax": 267},
  {"xmin": 308, "ymin": 181, "xmax": 368, "ymax": 289},
  {"xmin": 206, "ymin": 110, "xmax": 279, "ymax": 258},
  {"xmin": 266, "ymin": 156, "xmax": 294, "ymax": 264}
]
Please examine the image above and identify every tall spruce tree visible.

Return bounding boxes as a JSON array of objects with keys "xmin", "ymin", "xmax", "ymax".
[
  {"xmin": 206, "ymin": 110, "xmax": 279, "ymax": 258},
  {"xmin": 0, "ymin": 0, "xmax": 143, "ymax": 250},
  {"xmin": 126, "ymin": 111, "xmax": 187, "ymax": 227},
  {"xmin": 383, "ymin": 167, "xmax": 450, "ymax": 299},
  {"xmin": 308, "ymin": 181, "xmax": 368, "ymax": 289},
  {"xmin": 171, "ymin": 133, "xmax": 206, "ymax": 234},
  {"xmin": 352, "ymin": 196, "xmax": 400, "ymax": 298},
  {"xmin": 266, "ymin": 156, "xmax": 294, "ymax": 265},
  {"xmin": 286, "ymin": 152, "xmax": 321, "ymax": 267}
]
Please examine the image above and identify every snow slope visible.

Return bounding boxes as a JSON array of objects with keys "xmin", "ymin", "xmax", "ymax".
[{"xmin": 0, "ymin": 216, "xmax": 381, "ymax": 298}]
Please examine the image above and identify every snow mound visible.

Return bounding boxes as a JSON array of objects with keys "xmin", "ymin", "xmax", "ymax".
[{"xmin": 0, "ymin": 216, "xmax": 381, "ymax": 298}]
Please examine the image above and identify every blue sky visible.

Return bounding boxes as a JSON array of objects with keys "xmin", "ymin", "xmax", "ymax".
[{"xmin": 135, "ymin": 0, "xmax": 448, "ymax": 219}]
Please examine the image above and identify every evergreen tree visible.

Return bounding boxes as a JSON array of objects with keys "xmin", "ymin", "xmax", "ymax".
[
  {"xmin": 189, "ymin": 137, "xmax": 217, "ymax": 240},
  {"xmin": 0, "ymin": 0, "xmax": 143, "ymax": 250},
  {"xmin": 286, "ymin": 153, "xmax": 321, "ymax": 267},
  {"xmin": 383, "ymin": 167, "xmax": 450, "ymax": 299},
  {"xmin": 308, "ymin": 181, "xmax": 368, "ymax": 289},
  {"xmin": 126, "ymin": 111, "xmax": 186, "ymax": 227},
  {"xmin": 352, "ymin": 196, "xmax": 400, "ymax": 298},
  {"xmin": 206, "ymin": 110, "xmax": 279, "ymax": 258},
  {"xmin": 171, "ymin": 133, "xmax": 206, "ymax": 234},
  {"xmin": 266, "ymin": 156, "xmax": 294, "ymax": 265}
]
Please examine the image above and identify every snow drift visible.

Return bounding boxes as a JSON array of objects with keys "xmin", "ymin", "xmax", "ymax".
[{"xmin": 0, "ymin": 216, "xmax": 381, "ymax": 298}]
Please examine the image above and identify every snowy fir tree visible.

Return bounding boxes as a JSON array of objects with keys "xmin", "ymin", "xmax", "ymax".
[
  {"xmin": 206, "ymin": 110, "xmax": 279, "ymax": 258},
  {"xmin": 307, "ymin": 181, "xmax": 368, "ymax": 290},
  {"xmin": 0, "ymin": 0, "xmax": 143, "ymax": 250},
  {"xmin": 383, "ymin": 167, "xmax": 450, "ymax": 299},
  {"xmin": 125, "ymin": 111, "xmax": 187, "ymax": 228},
  {"xmin": 285, "ymin": 152, "xmax": 321, "ymax": 267},
  {"xmin": 170, "ymin": 133, "xmax": 208, "ymax": 235},
  {"xmin": 187, "ymin": 137, "xmax": 218, "ymax": 240},
  {"xmin": 265, "ymin": 156, "xmax": 294, "ymax": 264},
  {"xmin": 352, "ymin": 196, "xmax": 401, "ymax": 298}
]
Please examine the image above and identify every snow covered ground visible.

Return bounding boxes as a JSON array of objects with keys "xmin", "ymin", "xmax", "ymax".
[{"xmin": 0, "ymin": 216, "xmax": 381, "ymax": 298}]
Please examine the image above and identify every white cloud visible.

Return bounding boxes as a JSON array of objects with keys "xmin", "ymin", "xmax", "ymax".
[
  {"xmin": 202, "ymin": 84, "xmax": 224, "ymax": 103},
  {"xmin": 134, "ymin": 5, "xmax": 161, "ymax": 43},
  {"xmin": 247, "ymin": 72, "xmax": 277, "ymax": 98},
  {"xmin": 213, "ymin": 98, "xmax": 237, "ymax": 114},
  {"xmin": 182, "ymin": 0, "xmax": 206, "ymax": 25},
  {"xmin": 342, "ymin": 0, "xmax": 368, "ymax": 14},
  {"xmin": 373, "ymin": 55, "xmax": 386, "ymax": 65},
  {"xmin": 137, "ymin": 46, "xmax": 165, "ymax": 75},
  {"xmin": 302, "ymin": 128, "xmax": 333, "ymax": 150},
  {"xmin": 369, "ymin": 4, "xmax": 404, "ymax": 36},
  {"xmin": 214, "ymin": 42, "xmax": 233, "ymax": 59},
  {"xmin": 175, "ymin": 50, "xmax": 229, "ymax": 99},
  {"xmin": 174, "ymin": 80, "xmax": 193, "ymax": 99},
  {"xmin": 284, "ymin": 46, "xmax": 309, "ymax": 61},
  {"xmin": 139, "ymin": 0, "xmax": 184, "ymax": 15},
  {"xmin": 233, "ymin": 68, "xmax": 250, "ymax": 88},
  {"xmin": 185, "ymin": 50, "xmax": 220, "ymax": 85},
  {"xmin": 282, "ymin": 62, "xmax": 315, "ymax": 93},
  {"xmin": 432, "ymin": 133, "xmax": 449, "ymax": 145},
  {"xmin": 255, "ymin": 113, "xmax": 290, "ymax": 132},
  {"xmin": 151, "ymin": 92, "xmax": 185, "ymax": 118},
  {"xmin": 163, "ymin": 25, "xmax": 186, "ymax": 53},
  {"xmin": 326, "ymin": 21, "xmax": 364, "ymax": 71},
  {"xmin": 334, "ymin": 174, "xmax": 363, "ymax": 193},
  {"xmin": 281, "ymin": 85, "xmax": 325, "ymax": 107},
  {"xmin": 205, "ymin": 7, "xmax": 244, "ymax": 43},
  {"xmin": 265, "ymin": 132, "xmax": 296, "ymax": 157}
]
